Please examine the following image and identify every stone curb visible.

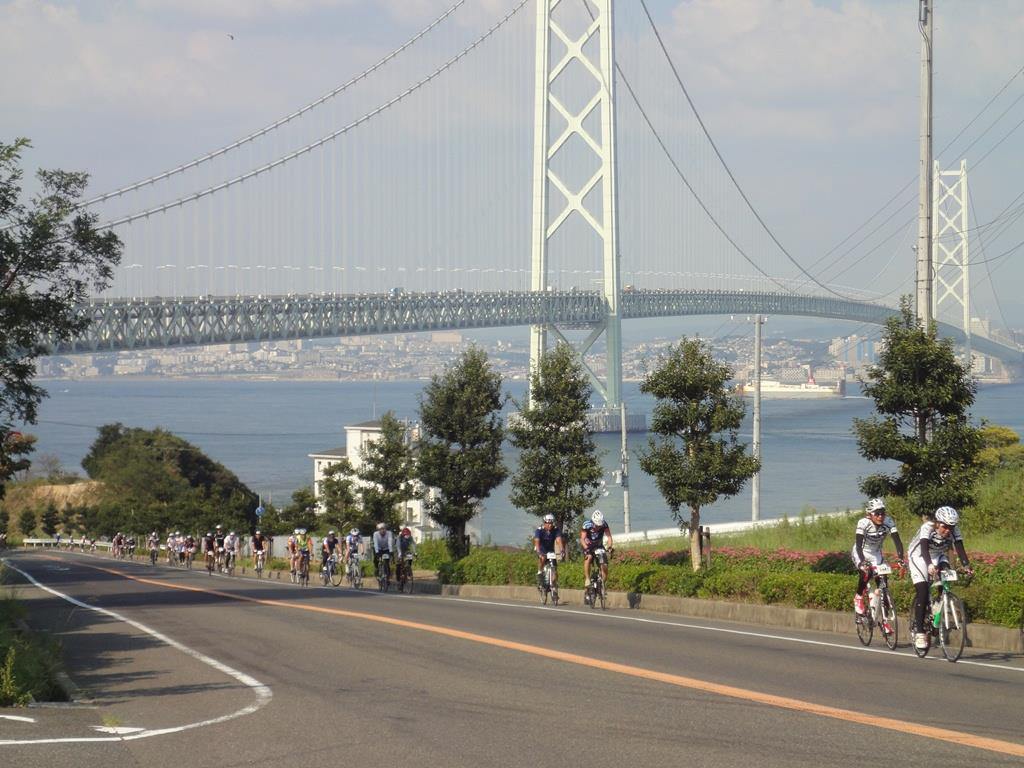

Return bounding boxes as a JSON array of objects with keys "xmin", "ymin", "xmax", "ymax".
[{"xmin": 439, "ymin": 583, "xmax": 1024, "ymax": 654}]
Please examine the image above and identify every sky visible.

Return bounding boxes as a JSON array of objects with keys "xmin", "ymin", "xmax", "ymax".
[{"xmin": 2, "ymin": 0, "xmax": 1023, "ymax": 329}]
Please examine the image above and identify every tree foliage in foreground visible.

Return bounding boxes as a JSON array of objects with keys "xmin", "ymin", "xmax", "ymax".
[
  {"xmin": 853, "ymin": 299, "xmax": 982, "ymax": 519},
  {"xmin": 638, "ymin": 338, "xmax": 760, "ymax": 572},
  {"xmin": 417, "ymin": 347, "xmax": 507, "ymax": 558},
  {"xmin": 357, "ymin": 412, "xmax": 416, "ymax": 531},
  {"xmin": 508, "ymin": 344, "xmax": 602, "ymax": 535},
  {"xmin": 1, "ymin": 138, "xmax": 121, "ymax": 497}
]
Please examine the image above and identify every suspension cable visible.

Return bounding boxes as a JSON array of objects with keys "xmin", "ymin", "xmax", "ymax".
[
  {"xmin": 76, "ymin": 1, "xmax": 467, "ymax": 209},
  {"xmin": 99, "ymin": 0, "xmax": 530, "ymax": 230}
]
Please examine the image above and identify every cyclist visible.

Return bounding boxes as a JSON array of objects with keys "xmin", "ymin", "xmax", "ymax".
[
  {"xmin": 907, "ymin": 506, "xmax": 973, "ymax": 651},
  {"xmin": 165, "ymin": 531, "xmax": 176, "ymax": 564},
  {"xmin": 112, "ymin": 531, "xmax": 124, "ymax": 558},
  {"xmin": 321, "ymin": 530, "xmax": 340, "ymax": 574},
  {"xmin": 851, "ymin": 498, "xmax": 905, "ymax": 617},
  {"xmin": 396, "ymin": 527, "xmax": 416, "ymax": 583},
  {"xmin": 372, "ymin": 522, "xmax": 394, "ymax": 581},
  {"xmin": 223, "ymin": 530, "xmax": 240, "ymax": 571},
  {"xmin": 344, "ymin": 527, "xmax": 363, "ymax": 578},
  {"xmin": 287, "ymin": 528, "xmax": 299, "ymax": 582},
  {"xmin": 295, "ymin": 528, "xmax": 313, "ymax": 581},
  {"xmin": 184, "ymin": 533, "xmax": 196, "ymax": 566},
  {"xmin": 533, "ymin": 514, "xmax": 564, "ymax": 588},
  {"xmin": 174, "ymin": 531, "xmax": 186, "ymax": 565},
  {"xmin": 581, "ymin": 509, "xmax": 612, "ymax": 601},
  {"xmin": 251, "ymin": 529, "xmax": 268, "ymax": 571},
  {"xmin": 201, "ymin": 531, "xmax": 215, "ymax": 571},
  {"xmin": 147, "ymin": 531, "xmax": 160, "ymax": 564},
  {"xmin": 213, "ymin": 525, "xmax": 227, "ymax": 570}
]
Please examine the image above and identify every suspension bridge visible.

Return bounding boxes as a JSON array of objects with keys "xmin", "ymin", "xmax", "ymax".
[{"xmin": 54, "ymin": 0, "xmax": 1024, "ymax": 390}]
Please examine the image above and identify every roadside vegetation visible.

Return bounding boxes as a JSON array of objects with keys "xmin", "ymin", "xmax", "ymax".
[{"xmin": 0, "ymin": 568, "xmax": 67, "ymax": 705}]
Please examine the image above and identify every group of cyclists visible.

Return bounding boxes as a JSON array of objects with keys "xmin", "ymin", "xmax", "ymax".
[
  {"xmin": 533, "ymin": 509, "xmax": 613, "ymax": 604},
  {"xmin": 850, "ymin": 497, "xmax": 973, "ymax": 651}
]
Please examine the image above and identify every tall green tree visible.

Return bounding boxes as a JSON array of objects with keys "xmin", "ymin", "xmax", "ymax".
[
  {"xmin": 281, "ymin": 487, "xmax": 319, "ymax": 532},
  {"xmin": 853, "ymin": 299, "xmax": 983, "ymax": 518},
  {"xmin": 638, "ymin": 338, "xmax": 760, "ymax": 572},
  {"xmin": 0, "ymin": 504, "xmax": 9, "ymax": 535},
  {"xmin": 357, "ymin": 412, "xmax": 415, "ymax": 530},
  {"xmin": 418, "ymin": 347, "xmax": 507, "ymax": 558},
  {"xmin": 509, "ymin": 344, "xmax": 602, "ymax": 534},
  {"xmin": 40, "ymin": 502, "xmax": 59, "ymax": 537},
  {"xmin": 1, "ymin": 139, "xmax": 121, "ymax": 497},
  {"xmin": 18, "ymin": 509, "xmax": 35, "ymax": 537},
  {"xmin": 0, "ymin": 430, "xmax": 34, "ymax": 500},
  {"xmin": 317, "ymin": 459, "xmax": 360, "ymax": 532}
]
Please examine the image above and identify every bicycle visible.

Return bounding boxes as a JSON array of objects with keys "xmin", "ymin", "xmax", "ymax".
[
  {"xmin": 205, "ymin": 549, "xmax": 215, "ymax": 575},
  {"xmin": 910, "ymin": 568, "xmax": 968, "ymax": 662},
  {"xmin": 396, "ymin": 554, "xmax": 415, "ymax": 593},
  {"xmin": 376, "ymin": 552, "xmax": 391, "ymax": 592},
  {"xmin": 254, "ymin": 550, "xmax": 266, "ymax": 579},
  {"xmin": 584, "ymin": 548, "xmax": 609, "ymax": 610},
  {"xmin": 538, "ymin": 552, "xmax": 559, "ymax": 606},
  {"xmin": 224, "ymin": 550, "xmax": 236, "ymax": 577},
  {"xmin": 298, "ymin": 551, "xmax": 311, "ymax": 587},
  {"xmin": 322, "ymin": 554, "xmax": 339, "ymax": 587},
  {"xmin": 346, "ymin": 555, "xmax": 363, "ymax": 589},
  {"xmin": 184, "ymin": 547, "xmax": 194, "ymax": 570},
  {"xmin": 149, "ymin": 547, "xmax": 159, "ymax": 566},
  {"xmin": 855, "ymin": 563, "xmax": 898, "ymax": 650}
]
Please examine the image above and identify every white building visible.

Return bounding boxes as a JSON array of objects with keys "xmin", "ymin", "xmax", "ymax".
[{"xmin": 309, "ymin": 419, "xmax": 481, "ymax": 545}]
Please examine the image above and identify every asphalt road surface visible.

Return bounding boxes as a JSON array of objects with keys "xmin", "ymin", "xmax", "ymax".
[{"xmin": 2, "ymin": 549, "xmax": 1022, "ymax": 768}]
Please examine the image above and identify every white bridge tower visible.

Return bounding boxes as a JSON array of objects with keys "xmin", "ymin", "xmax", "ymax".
[
  {"xmin": 529, "ymin": 0, "xmax": 622, "ymax": 407},
  {"xmin": 932, "ymin": 160, "xmax": 970, "ymax": 358}
]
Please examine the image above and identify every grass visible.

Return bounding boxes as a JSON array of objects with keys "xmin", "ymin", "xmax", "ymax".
[{"xmin": 0, "ymin": 578, "xmax": 67, "ymax": 705}]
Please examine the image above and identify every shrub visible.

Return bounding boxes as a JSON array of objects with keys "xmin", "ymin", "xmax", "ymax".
[{"xmin": 415, "ymin": 538, "xmax": 453, "ymax": 571}]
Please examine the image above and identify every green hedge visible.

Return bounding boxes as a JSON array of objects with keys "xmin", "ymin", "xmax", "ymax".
[{"xmin": 438, "ymin": 547, "xmax": 1024, "ymax": 629}]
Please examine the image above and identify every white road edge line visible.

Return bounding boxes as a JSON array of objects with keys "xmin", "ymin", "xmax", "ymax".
[
  {"xmin": 424, "ymin": 595, "xmax": 1024, "ymax": 675},
  {"xmin": 0, "ymin": 559, "xmax": 272, "ymax": 746}
]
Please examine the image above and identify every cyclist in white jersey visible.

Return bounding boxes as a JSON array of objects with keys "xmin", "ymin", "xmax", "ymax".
[
  {"xmin": 850, "ymin": 498, "xmax": 905, "ymax": 616},
  {"xmin": 907, "ymin": 506, "xmax": 973, "ymax": 650}
]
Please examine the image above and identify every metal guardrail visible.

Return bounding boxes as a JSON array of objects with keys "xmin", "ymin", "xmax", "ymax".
[{"xmin": 614, "ymin": 510, "xmax": 854, "ymax": 545}]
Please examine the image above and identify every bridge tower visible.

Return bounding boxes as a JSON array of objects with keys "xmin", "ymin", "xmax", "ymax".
[
  {"xmin": 931, "ymin": 160, "xmax": 970, "ymax": 358},
  {"xmin": 529, "ymin": 0, "xmax": 622, "ymax": 407}
]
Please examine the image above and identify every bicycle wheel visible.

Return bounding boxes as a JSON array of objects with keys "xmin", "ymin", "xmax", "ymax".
[
  {"xmin": 880, "ymin": 589, "xmax": 898, "ymax": 650},
  {"xmin": 331, "ymin": 560, "xmax": 344, "ymax": 587},
  {"xmin": 856, "ymin": 602, "xmax": 874, "ymax": 646},
  {"xmin": 909, "ymin": 596, "xmax": 930, "ymax": 658},
  {"xmin": 321, "ymin": 562, "xmax": 330, "ymax": 586},
  {"xmin": 598, "ymin": 578, "xmax": 607, "ymax": 610},
  {"xmin": 939, "ymin": 593, "xmax": 967, "ymax": 662}
]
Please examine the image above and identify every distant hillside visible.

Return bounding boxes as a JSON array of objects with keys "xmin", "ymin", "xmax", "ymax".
[{"xmin": 1, "ymin": 480, "xmax": 104, "ymax": 514}]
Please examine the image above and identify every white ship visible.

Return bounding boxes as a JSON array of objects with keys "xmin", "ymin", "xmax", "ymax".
[{"xmin": 737, "ymin": 377, "xmax": 845, "ymax": 399}]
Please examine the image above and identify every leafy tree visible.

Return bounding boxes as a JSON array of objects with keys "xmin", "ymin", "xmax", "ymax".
[
  {"xmin": 976, "ymin": 424, "xmax": 1024, "ymax": 471},
  {"xmin": 418, "ymin": 347, "xmax": 507, "ymax": 558},
  {"xmin": 0, "ymin": 430, "xmax": 34, "ymax": 500},
  {"xmin": 638, "ymin": 338, "xmax": 760, "ymax": 572},
  {"xmin": 1, "ymin": 139, "xmax": 122, "ymax": 496},
  {"xmin": 853, "ymin": 299, "xmax": 983, "ymax": 519},
  {"xmin": 40, "ymin": 502, "xmax": 59, "ymax": 537},
  {"xmin": 83, "ymin": 424, "xmax": 259, "ymax": 535},
  {"xmin": 508, "ymin": 344, "xmax": 602, "ymax": 535},
  {"xmin": 317, "ymin": 458, "xmax": 362, "ymax": 533},
  {"xmin": 357, "ymin": 412, "xmax": 416, "ymax": 530},
  {"xmin": 18, "ymin": 509, "xmax": 35, "ymax": 537},
  {"xmin": 281, "ymin": 487, "xmax": 319, "ymax": 533},
  {"xmin": 0, "ymin": 505, "xmax": 9, "ymax": 535}
]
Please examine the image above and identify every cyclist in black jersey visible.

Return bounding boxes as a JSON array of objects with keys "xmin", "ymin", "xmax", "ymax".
[{"xmin": 321, "ymin": 530, "xmax": 340, "ymax": 571}]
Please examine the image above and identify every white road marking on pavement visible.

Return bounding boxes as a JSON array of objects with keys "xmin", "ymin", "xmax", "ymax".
[
  {"xmin": 91, "ymin": 726, "xmax": 145, "ymax": 734},
  {"xmin": 0, "ymin": 559, "xmax": 272, "ymax": 746},
  {"xmin": 426, "ymin": 595, "xmax": 1024, "ymax": 676},
  {"xmin": 0, "ymin": 715, "xmax": 36, "ymax": 723}
]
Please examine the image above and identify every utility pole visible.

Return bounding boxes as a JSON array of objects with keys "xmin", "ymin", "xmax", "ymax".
[
  {"xmin": 915, "ymin": 0, "xmax": 934, "ymax": 326},
  {"xmin": 751, "ymin": 315, "xmax": 764, "ymax": 522},
  {"xmin": 620, "ymin": 402, "xmax": 631, "ymax": 533}
]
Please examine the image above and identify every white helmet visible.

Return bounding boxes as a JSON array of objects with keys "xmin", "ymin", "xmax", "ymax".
[
  {"xmin": 865, "ymin": 498, "xmax": 886, "ymax": 515},
  {"xmin": 293, "ymin": 528, "xmax": 301, "ymax": 535},
  {"xmin": 298, "ymin": 528, "xmax": 307, "ymax": 535},
  {"xmin": 591, "ymin": 510, "xmax": 604, "ymax": 526},
  {"xmin": 328, "ymin": 530, "xmax": 336, "ymax": 536},
  {"xmin": 376, "ymin": 522, "xmax": 386, "ymax": 531},
  {"xmin": 542, "ymin": 514, "xmax": 555, "ymax": 524},
  {"xmin": 350, "ymin": 528, "xmax": 359, "ymax": 536},
  {"xmin": 934, "ymin": 506, "xmax": 959, "ymax": 527}
]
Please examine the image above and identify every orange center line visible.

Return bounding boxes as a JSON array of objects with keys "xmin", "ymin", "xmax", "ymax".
[{"xmin": 57, "ymin": 557, "xmax": 1024, "ymax": 759}]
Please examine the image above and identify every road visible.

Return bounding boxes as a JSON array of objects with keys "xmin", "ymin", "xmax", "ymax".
[{"xmin": 2, "ymin": 549, "xmax": 1022, "ymax": 768}]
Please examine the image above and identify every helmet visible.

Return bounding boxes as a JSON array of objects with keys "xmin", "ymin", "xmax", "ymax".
[
  {"xmin": 328, "ymin": 530, "xmax": 336, "ymax": 536},
  {"xmin": 934, "ymin": 506, "xmax": 959, "ymax": 527},
  {"xmin": 206, "ymin": 532, "xmax": 212, "ymax": 537},
  {"xmin": 350, "ymin": 528, "xmax": 359, "ymax": 536},
  {"xmin": 376, "ymin": 522, "xmax": 386, "ymax": 531},
  {"xmin": 582, "ymin": 520, "xmax": 594, "ymax": 530},
  {"xmin": 175, "ymin": 531, "xmax": 180, "ymax": 536},
  {"xmin": 151, "ymin": 531, "xmax": 157, "ymax": 536},
  {"xmin": 401, "ymin": 527, "xmax": 412, "ymax": 536},
  {"xmin": 293, "ymin": 528, "xmax": 301, "ymax": 535},
  {"xmin": 865, "ymin": 498, "xmax": 886, "ymax": 515},
  {"xmin": 591, "ymin": 510, "xmax": 604, "ymax": 526},
  {"xmin": 255, "ymin": 529, "xmax": 261, "ymax": 535},
  {"xmin": 298, "ymin": 528, "xmax": 307, "ymax": 535},
  {"xmin": 216, "ymin": 524, "xmax": 222, "ymax": 529},
  {"xmin": 542, "ymin": 514, "xmax": 555, "ymax": 524},
  {"xmin": 229, "ymin": 531, "xmax": 235, "ymax": 536}
]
